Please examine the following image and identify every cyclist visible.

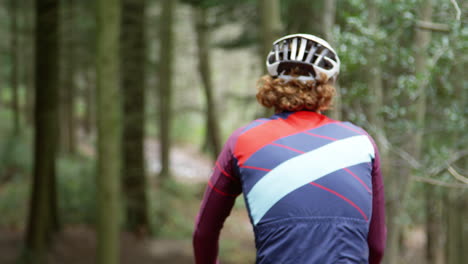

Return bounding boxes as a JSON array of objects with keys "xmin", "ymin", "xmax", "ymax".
[{"xmin": 193, "ymin": 34, "xmax": 386, "ymax": 264}]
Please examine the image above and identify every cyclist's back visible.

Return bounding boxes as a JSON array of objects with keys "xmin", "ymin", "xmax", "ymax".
[
  {"xmin": 236, "ymin": 111, "xmax": 377, "ymax": 263},
  {"xmin": 193, "ymin": 34, "xmax": 386, "ymax": 264}
]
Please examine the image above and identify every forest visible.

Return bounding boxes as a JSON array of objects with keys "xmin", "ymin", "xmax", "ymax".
[{"xmin": 0, "ymin": 0, "xmax": 466, "ymax": 263}]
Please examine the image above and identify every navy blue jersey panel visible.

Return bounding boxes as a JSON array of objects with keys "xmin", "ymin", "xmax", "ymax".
[
  {"xmin": 314, "ymin": 167, "xmax": 373, "ymax": 219},
  {"xmin": 260, "ymin": 173, "xmax": 367, "ymax": 224},
  {"xmin": 241, "ymin": 119, "xmax": 271, "ymax": 135},
  {"xmin": 240, "ymin": 145, "xmax": 301, "ymax": 194},
  {"xmin": 274, "ymin": 111, "xmax": 295, "ymax": 120},
  {"xmin": 273, "ymin": 132, "xmax": 333, "ymax": 153},
  {"xmin": 254, "ymin": 218, "xmax": 369, "ymax": 264},
  {"xmin": 306, "ymin": 123, "xmax": 361, "ymax": 140},
  {"xmin": 344, "ymin": 162, "xmax": 373, "ymax": 190}
]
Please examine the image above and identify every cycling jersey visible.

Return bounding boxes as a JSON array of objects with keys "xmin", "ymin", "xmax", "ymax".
[{"xmin": 193, "ymin": 111, "xmax": 386, "ymax": 264}]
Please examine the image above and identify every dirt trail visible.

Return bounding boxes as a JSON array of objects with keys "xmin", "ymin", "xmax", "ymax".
[
  {"xmin": 78, "ymin": 137, "xmax": 213, "ymax": 183},
  {"xmin": 144, "ymin": 139, "xmax": 212, "ymax": 182}
]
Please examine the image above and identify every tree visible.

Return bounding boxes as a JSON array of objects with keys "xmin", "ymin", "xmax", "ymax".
[
  {"xmin": 283, "ymin": 0, "xmax": 322, "ymax": 34},
  {"xmin": 121, "ymin": 0, "xmax": 149, "ymax": 235},
  {"xmin": 412, "ymin": 1, "xmax": 432, "ymax": 159},
  {"xmin": 158, "ymin": 0, "xmax": 175, "ymax": 180},
  {"xmin": 444, "ymin": 21, "xmax": 467, "ymax": 264},
  {"xmin": 321, "ymin": 0, "xmax": 341, "ymax": 120},
  {"xmin": 22, "ymin": 0, "xmax": 35, "ymax": 126},
  {"xmin": 9, "ymin": 0, "xmax": 20, "ymax": 132},
  {"xmin": 258, "ymin": 0, "xmax": 281, "ymax": 67},
  {"xmin": 96, "ymin": 0, "xmax": 121, "ymax": 262},
  {"xmin": 24, "ymin": 0, "xmax": 60, "ymax": 263},
  {"xmin": 59, "ymin": 0, "xmax": 77, "ymax": 154},
  {"xmin": 193, "ymin": 4, "xmax": 222, "ymax": 159},
  {"xmin": 412, "ymin": 2, "xmax": 435, "ymax": 263},
  {"xmin": 363, "ymin": 1, "xmax": 396, "ymax": 262},
  {"xmin": 258, "ymin": 0, "xmax": 281, "ymax": 117}
]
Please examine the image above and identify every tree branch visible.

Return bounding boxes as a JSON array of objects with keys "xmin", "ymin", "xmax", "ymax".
[
  {"xmin": 411, "ymin": 175, "xmax": 468, "ymax": 188},
  {"xmin": 448, "ymin": 166, "xmax": 468, "ymax": 184},
  {"xmin": 416, "ymin": 20, "xmax": 450, "ymax": 32},
  {"xmin": 450, "ymin": 0, "xmax": 461, "ymax": 21}
]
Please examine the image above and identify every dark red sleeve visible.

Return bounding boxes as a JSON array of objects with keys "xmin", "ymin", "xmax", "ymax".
[
  {"xmin": 193, "ymin": 128, "xmax": 243, "ymax": 264},
  {"xmin": 368, "ymin": 138, "xmax": 387, "ymax": 264}
]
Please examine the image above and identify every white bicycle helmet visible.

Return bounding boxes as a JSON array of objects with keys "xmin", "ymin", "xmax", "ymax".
[{"xmin": 266, "ymin": 34, "xmax": 340, "ymax": 83}]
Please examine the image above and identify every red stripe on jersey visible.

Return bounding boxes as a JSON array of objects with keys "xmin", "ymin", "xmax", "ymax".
[
  {"xmin": 208, "ymin": 181, "xmax": 238, "ymax": 197},
  {"xmin": 270, "ymin": 142, "xmax": 305, "ymax": 153},
  {"xmin": 234, "ymin": 111, "xmax": 334, "ymax": 165},
  {"xmin": 310, "ymin": 182, "xmax": 368, "ymax": 221},
  {"xmin": 335, "ymin": 122, "xmax": 366, "ymax": 135},
  {"xmin": 215, "ymin": 161, "xmax": 239, "ymax": 182},
  {"xmin": 344, "ymin": 167, "xmax": 372, "ymax": 193},
  {"xmin": 240, "ymin": 165, "xmax": 272, "ymax": 172},
  {"xmin": 303, "ymin": 131, "xmax": 337, "ymax": 141}
]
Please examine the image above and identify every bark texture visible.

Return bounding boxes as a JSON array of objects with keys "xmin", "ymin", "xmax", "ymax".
[
  {"xmin": 59, "ymin": 0, "xmax": 77, "ymax": 154},
  {"xmin": 259, "ymin": 0, "xmax": 282, "ymax": 61},
  {"xmin": 96, "ymin": 0, "xmax": 121, "ymax": 262},
  {"xmin": 194, "ymin": 6, "xmax": 222, "ymax": 159},
  {"xmin": 158, "ymin": 0, "xmax": 175, "ymax": 179},
  {"xmin": 322, "ymin": 0, "xmax": 341, "ymax": 120},
  {"xmin": 413, "ymin": 2, "xmax": 435, "ymax": 264},
  {"xmin": 24, "ymin": 0, "xmax": 60, "ymax": 263},
  {"xmin": 10, "ymin": 0, "xmax": 20, "ymax": 132},
  {"xmin": 121, "ymin": 0, "xmax": 149, "ymax": 235},
  {"xmin": 258, "ymin": 0, "xmax": 281, "ymax": 117}
]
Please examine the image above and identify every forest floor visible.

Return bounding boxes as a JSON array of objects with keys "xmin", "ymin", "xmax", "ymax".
[
  {"xmin": 0, "ymin": 139, "xmax": 256, "ymax": 264},
  {"xmin": 0, "ymin": 202, "xmax": 255, "ymax": 264},
  {"xmin": 0, "ymin": 214, "xmax": 254, "ymax": 264}
]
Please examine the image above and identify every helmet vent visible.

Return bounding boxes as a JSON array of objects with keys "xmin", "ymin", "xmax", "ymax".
[{"xmin": 266, "ymin": 34, "xmax": 340, "ymax": 81}]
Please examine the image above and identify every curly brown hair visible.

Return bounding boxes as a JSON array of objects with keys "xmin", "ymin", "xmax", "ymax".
[{"xmin": 256, "ymin": 72, "xmax": 336, "ymax": 113}]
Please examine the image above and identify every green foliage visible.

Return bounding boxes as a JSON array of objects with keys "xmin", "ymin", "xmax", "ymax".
[
  {"xmin": 0, "ymin": 107, "xmax": 98, "ymax": 227},
  {"xmin": 0, "ymin": 132, "xmax": 32, "ymax": 180},
  {"xmin": 57, "ymin": 155, "xmax": 96, "ymax": 224},
  {"xmin": 0, "ymin": 109, "xmax": 30, "ymax": 227},
  {"xmin": 0, "ymin": 176, "xmax": 30, "ymax": 228},
  {"xmin": 150, "ymin": 179, "xmax": 202, "ymax": 238},
  {"xmin": 172, "ymin": 112, "xmax": 204, "ymax": 145}
]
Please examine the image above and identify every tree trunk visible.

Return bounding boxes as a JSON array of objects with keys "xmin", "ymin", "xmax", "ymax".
[
  {"xmin": 413, "ymin": 2, "xmax": 435, "ymax": 263},
  {"xmin": 364, "ymin": 1, "xmax": 398, "ymax": 263},
  {"xmin": 258, "ymin": 0, "xmax": 282, "ymax": 63},
  {"xmin": 321, "ymin": 0, "xmax": 341, "ymax": 120},
  {"xmin": 24, "ymin": 0, "xmax": 60, "ymax": 263},
  {"xmin": 258, "ymin": 0, "xmax": 281, "ymax": 117},
  {"xmin": 284, "ymin": 0, "xmax": 322, "ymax": 35},
  {"xmin": 425, "ymin": 184, "xmax": 444, "ymax": 264},
  {"xmin": 366, "ymin": 0, "xmax": 385, "ymax": 134},
  {"xmin": 24, "ymin": 0, "xmax": 35, "ymax": 126},
  {"xmin": 445, "ymin": 57, "xmax": 468, "ymax": 264},
  {"xmin": 158, "ymin": 0, "xmax": 175, "ymax": 180},
  {"xmin": 413, "ymin": 1, "xmax": 432, "ymax": 158},
  {"xmin": 96, "ymin": 0, "xmax": 121, "ymax": 262},
  {"xmin": 59, "ymin": 0, "xmax": 77, "ymax": 154},
  {"xmin": 445, "ymin": 191, "xmax": 466, "ymax": 264},
  {"xmin": 66, "ymin": 0, "xmax": 77, "ymax": 154},
  {"xmin": 10, "ymin": 0, "xmax": 20, "ymax": 133},
  {"xmin": 194, "ymin": 6, "xmax": 221, "ymax": 159},
  {"xmin": 121, "ymin": 0, "xmax": 149, "ymax": 235},
  {"xmin": 83, "ymin": 69, "xmax": 95, "ymax": 135}
]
